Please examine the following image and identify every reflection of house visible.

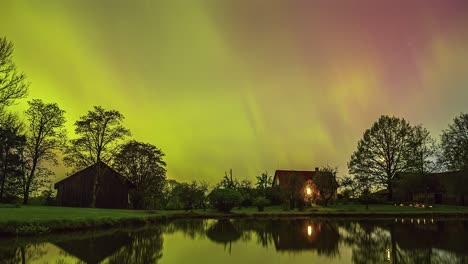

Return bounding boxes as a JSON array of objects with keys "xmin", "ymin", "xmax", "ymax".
[
  {"xmin": 54, "ymin": 161, "xmax": 135, "ymax": 208},
  {"xmin": 54, "ymin": 231, "xmax": 132, "ymax": 264},
  {"xmin": 272, "ymin": 168, "xmax": 336, "ymax": 200},
  {"xmin": 395, "ymin": 170, "xmax": 468, "ymax": 205},
  {"xmin": 271, "ymin": 219, "xmax": 340, "ymax": 256}
]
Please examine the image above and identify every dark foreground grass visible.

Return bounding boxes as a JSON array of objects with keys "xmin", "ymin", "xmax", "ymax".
[{"xmin": 1, "ymin": 204, "xmax": 468, "ymax": 236}]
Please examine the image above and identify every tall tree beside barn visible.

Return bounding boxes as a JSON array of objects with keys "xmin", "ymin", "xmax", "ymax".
[
  {"xmin": 0, "ymin": 113, "xmax": 25, "ymax": 201},
  {"xmin": 0, "ymin": 37, "xmax": 28, "ymax": 112},
  {"xmin": 21, "ymin": 99, "xmax": 66, "ymax": 204},
  {"xmin": 64, "ymin": 106, "xmax": 131, "ymax": 208},
  {"xmin": 113, "ymin": 140, "xmax": 166, "ymax": 209},
  {"xmin": 439, "ymin": 113, "xmax": 468, "ymax": 171},
  {"xmin": 348, "ymin": 115, "xmax": 413, "ymax": 201}
]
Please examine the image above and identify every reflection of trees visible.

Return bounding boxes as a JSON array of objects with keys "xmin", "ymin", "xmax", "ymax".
[
  {"xmin": 206, "ymin": 219, "xmax": 241, "ymax": 254},
  {"xmin": 107, "ymin": 227, "xmax": 164, "ymax": 264},
  {"xmin": 0, "ymin": 243, "xmax": 47, "ymax": 264},
  {"xmin": 342, "ymin": 220, "xmax": 468, "ymax": 264},
  {"xmin": 164, "ymin": 219, "xmax": 207, "ymax": 240}
]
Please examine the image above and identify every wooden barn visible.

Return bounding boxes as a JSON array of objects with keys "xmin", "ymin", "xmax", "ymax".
[
  {"xmin": 273, "ymin": 168, "xmax": 320, "ymax": 199},
  {"xmin": 54, "ymin": 161, "xmax": 135, "ymax": 208}
]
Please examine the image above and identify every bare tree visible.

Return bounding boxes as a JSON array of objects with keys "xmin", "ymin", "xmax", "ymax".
[
  {"xmin": 64, "ymin": 106, "xmax": 131, "ymax": 207},
  {"xmin": 348, "ymin": 115, "xmax": 413, "ymax": 201},
  {"xmin": 0, "ymin": 37, "xmax": 28, "ymax": 111},
  {"xmin": 21, "ymin": 99, "xmax": 66, "ymax": 204}
]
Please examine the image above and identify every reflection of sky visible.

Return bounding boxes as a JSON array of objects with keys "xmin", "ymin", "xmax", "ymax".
[{"xmin": 1, "ymin": 1, "xmax": 468, "ymax": 182}]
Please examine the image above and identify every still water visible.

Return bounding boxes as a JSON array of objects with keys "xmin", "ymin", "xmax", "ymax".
[{"xmin": 1, "ymin": 218, "xmax": 467, "ymax": 263}]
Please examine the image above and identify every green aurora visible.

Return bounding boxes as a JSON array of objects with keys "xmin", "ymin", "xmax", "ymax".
[{"xmin": 1, "ymin": 0, "xmax": 467, "ymax": 183}]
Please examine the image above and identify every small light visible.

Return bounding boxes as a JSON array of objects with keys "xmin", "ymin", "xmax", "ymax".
[
  {"xmin": 306, "ymin": 188, "xmax": 311, "ymax": 195},
  {"xmin": 411, "ymin": 219, "xmax": 413, "ymax": 224},
  {"xmin": 386, "ymin": 248, "xmax": 391, "ymax": 261},
  {"xmin": 417, "ymin": 219, "xmax": 420, "ymax": 224},
  {"xmin": 431, "ymin": 218, "xmax": 434, "ymax": 223},
  {"xmin": 400, "ymin": 204, "xmax": 404, "ymax": 206},
  {"xmin": 423, "ymin": 219, "xmax": 426, "ymax": 224},
  {"xmin": 307, "ymin": 225, "xmax": 312, "ymax": 236}
]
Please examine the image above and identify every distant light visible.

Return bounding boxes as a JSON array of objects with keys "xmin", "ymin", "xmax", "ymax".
[
  {"xmin": 400, "ymin": 204, "xmax": 404, "ymax": 206},
  {"xmin": 306, "ymin": 188, "xmax": 312, "ymax": 195},
  {"xmin": 423, "ymin": 219, "xmax": 426, "ymax": 224},
  {"xmin": 386, "ymin": 248, "xmax": 391, "ymax": 261},
  {"xmin": 431, "ymin": 218, "xmax": 434, "ymax": 223},
  {"xmin": 417, "ymin": 219, "xmax": 420, "ymax": 224},
  {"xmin": 307, "ymin": 225, "xmax": 312, "ymax": 236}
]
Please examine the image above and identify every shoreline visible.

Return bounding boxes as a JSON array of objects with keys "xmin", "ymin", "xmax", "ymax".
[{"xmin": 2, "ymin": 208, "xmax": 468, "ymax": 237}]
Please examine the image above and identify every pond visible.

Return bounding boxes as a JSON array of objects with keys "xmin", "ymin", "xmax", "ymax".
[{"xmin": 1, "ymin": 218, "xmax": 467, "ymax": 263}]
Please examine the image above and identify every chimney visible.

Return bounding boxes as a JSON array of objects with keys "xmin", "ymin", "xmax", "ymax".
[{"xmin": 315, "ymin": 167, "xmax": 319, "ymax": 172}]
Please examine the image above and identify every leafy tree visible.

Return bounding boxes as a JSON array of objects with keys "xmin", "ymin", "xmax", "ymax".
[
  {"xmin": 0, "ymin": 37, "xmax": 28, "ymax": 111},
  {"xmin": 208, "ymin": 188, "xmax": 242, "ymax": 213},
  {"xmin": 255, "ymin": 171, "xmax": 272, "ymax": 196},
  {"xmin": 174, "ymin": 181, "xmax": 209, "ymax": 211},
  {"xmin": 113, "ymin": 140, "xmax": 166, "ymax": 209},
  {"xmin": 312, "ymin": 166, "xmax": 339, "ymax": 206},
  {"xmin": 439, "ymin": 113, "xmax": 468, "ymax": 171},
  {"xmin": 64, "ymin": 106, "xmax": 131, "ymax": 207},
  {"xmin": 348, "ymin": 115, "xmax": 413, "ymax": 201},
  {"xmin": 0, "ymin": 113, "xmax": 25, "ymax": 201},
  {"xmin": 20, "ymin": 99, "xmax": 66, "ymax": 204}
]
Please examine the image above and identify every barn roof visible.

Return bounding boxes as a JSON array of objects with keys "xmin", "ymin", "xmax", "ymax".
[{"xmin": 54, "ymin": 161, "xmax": 135, "ymax": 189}]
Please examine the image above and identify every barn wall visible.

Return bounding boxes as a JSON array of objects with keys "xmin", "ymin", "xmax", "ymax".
[{"xmin": 56, "ymin": 165, "xmax": 131, "ymax": 209}]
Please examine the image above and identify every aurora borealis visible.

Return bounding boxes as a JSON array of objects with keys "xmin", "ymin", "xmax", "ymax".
[{"xmin": 1, "ymin": 0, "xmax": 467, "ymax": 183}]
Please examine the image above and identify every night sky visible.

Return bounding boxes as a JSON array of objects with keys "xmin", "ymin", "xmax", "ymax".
[{"xmin": 1, "ymin": 0, "xmax": 468, "ymax": 183}]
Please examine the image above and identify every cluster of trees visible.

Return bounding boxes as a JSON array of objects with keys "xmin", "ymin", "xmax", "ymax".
[
  {"xmin": 0, "ymin": 37, "xmax": 167, "ymax": 207},
  {"xmin": 345, "ymin": 114, "xmax": 468, "ymax": 203}
]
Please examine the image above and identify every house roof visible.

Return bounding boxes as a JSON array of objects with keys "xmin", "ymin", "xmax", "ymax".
[
  {"xmin": 54, "ymin": 161, "xmax": 135, "ymax": 189},
  {"xmin": 273, "ymin": 170, "xmax": 318, "ymax": 186}
]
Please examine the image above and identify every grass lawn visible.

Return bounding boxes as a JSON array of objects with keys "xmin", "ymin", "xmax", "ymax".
[{"xmin": 1, "ymin": 204, "xmax": 468, "ymax": 235}]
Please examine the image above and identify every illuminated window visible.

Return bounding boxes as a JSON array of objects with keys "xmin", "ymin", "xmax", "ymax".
[
  {"xmin": 306, "ymin": 187, "xmax": 311, "ymax": 195},
  {"xmin": 307, "ymin": 225, "xmax": 312, "ymax": 236}
]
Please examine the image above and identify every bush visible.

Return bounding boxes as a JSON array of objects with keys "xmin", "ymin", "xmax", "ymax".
[
  {"xmin": 208, "ymin": 188, "xmax": 242, "ymax": 213},
  {"xmin": 253, "ymin": 197, "xmax": 270, "ymax": 212},
  {"xmin": 296, "ymin": 199, "xmax": 306, "ymax": 211}
]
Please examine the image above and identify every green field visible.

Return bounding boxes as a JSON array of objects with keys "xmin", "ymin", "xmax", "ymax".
[{"xmin": 1, "ymin": 204, "xmax": 468, "ymax": 236}]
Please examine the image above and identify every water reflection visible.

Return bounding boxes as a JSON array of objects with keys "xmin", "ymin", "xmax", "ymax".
[{"xmin": 1, "ymin": 218, "xmax": 468, "ymax": 263}]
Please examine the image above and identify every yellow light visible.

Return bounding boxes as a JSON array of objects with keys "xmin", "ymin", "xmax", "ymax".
[
  {"xmin": 386, "ymin": 249, "xmax": 391, "ymax": 261},
  {"xmin": 306, "ymin": 188, "xmax": 311, "ymax": 195},
  {"xmin": 307, "ymin": 225, "xmax": 312, "ymax": 236}
]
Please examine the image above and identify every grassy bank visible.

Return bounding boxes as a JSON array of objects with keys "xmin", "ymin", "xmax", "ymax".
[{"xmin": 1, "ymin": 204, "xmax": 468, "ymax": 236}]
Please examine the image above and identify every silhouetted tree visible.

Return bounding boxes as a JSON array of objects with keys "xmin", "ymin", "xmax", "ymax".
[
  {"xmin": 0, "ymin": 37, "xmax": 28, "ymax": 111},
  {"xmin": 255, "ymin": 171, "xmax": 272, "ymax": 196},
  {"xmin": 113, "ymin": 140, "xmax": 166, "ymax": 209},
  {"xmin": 174, "ymin": 181, "xmax": 208, "ymax": 211},
  {"xmin": 348, "ymin": 115, "xmax": 413, "ymax": 201},
  {"xmin": 312, "ymin": 166, "xmax": 339, "ymax": 206},
  {"xmin": 439, "ymin": 113, "xmax": 468, "ymax": 171},
  {"xmin": 0, "ymin": 113, "xmax": 25, "ymax": 201},
  {"xmin": 280, "ymin": 172, "xmax": 303, "ymax": 209},
  {"xmin": 64, "ymin": 106, "xmax": 131, "ymax": 207},
  {"xmin": 407, "ymin": 125, "xmax": 438, "ymax": 174},
  {"xmin": 20, "ymin": 99, "xmax": 66, "ymax": 204}
]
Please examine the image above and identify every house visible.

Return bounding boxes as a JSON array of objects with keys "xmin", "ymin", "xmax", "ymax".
[
  {"xmin": 54, "ymin": 161, "xmax": 135, "ymax": 208},
  {"xmin": 272, "ymin": 168, "xmax": 323, "ymax": 200}
]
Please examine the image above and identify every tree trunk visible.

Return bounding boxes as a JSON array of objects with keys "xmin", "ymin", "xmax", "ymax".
[
  {"xmin": 0, "ymin": 174, "xmax": 5, "ymax": 199},
  {"xmin": 90, "ymin": 162, "xmax": 103, "ymax": 208},
  {"xmin": 387, "ymin": 184, "xmax": 393, "ymax": 202}
]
